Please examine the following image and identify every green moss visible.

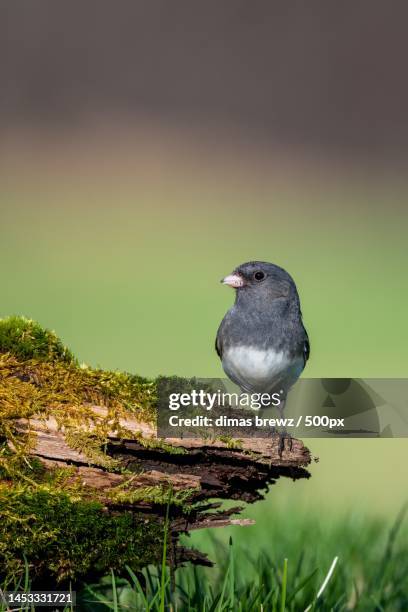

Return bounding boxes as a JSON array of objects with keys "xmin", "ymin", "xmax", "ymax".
[
  {"xmin": 0, "ymin": 317, "xmax": 191, "ymax": 477},
  {"xmin": 0, "ymin": 316, "xmax": 198, "ymax": 584},
  {"xmin": 0, "ymin": 351, "xmax": 158, "ymax": 475},
  {"xmin": 218, "ymin": 435, "xmax": 243, "ymax": 450},
  {"xmin": 107, "ymin": 481, "xmax": 198, "ymax": 508},
  {"xmin": 0, "ymin": 483, "xmax": 164, "ymax": 583},
  {"xmin": 0, "ymin": 316, "xmax": 75, "ymax": 364},
  {"xmin": 0, "ymin": 463, "xmax": 196, "ymax": 584}
]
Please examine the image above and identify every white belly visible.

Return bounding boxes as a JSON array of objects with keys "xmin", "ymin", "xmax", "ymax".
[{"xmin": 222, "ymin": 345, "xmax": 302, "ymax": 392}]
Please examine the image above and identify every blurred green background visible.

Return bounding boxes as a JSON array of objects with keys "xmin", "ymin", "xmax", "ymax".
[
  {"xmin": 1, "ymin": 128, "xmax": 407, "ymax": 520},
  {"xmin": 2, "ymin": 131, "xmax": 407, "ymax": 379},
  {"xmin": 1, "ymin": 3, "xmax": 407, "ymax": 580}
]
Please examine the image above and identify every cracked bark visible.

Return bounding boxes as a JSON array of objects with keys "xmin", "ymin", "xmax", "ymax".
[{"xmin": 14, "ymin": 405, "xmax": 311, "ymax": 568}]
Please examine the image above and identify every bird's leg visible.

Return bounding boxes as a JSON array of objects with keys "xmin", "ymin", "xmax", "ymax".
[{"xmin": 276, "ymin": 397, "xmax": 293, "ymax": 456}]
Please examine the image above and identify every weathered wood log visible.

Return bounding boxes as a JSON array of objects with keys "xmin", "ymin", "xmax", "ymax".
[
  {"xmin": 16, "ymin": 407, "xmax": 309, "ymax": 485},
  {"xmin": 14, "ymin": 404, "xmax": 311, "ymax": 517},
  {"xmin": 0, "ymin": 320, "xmax": 312, "ymax": 583},
  {"xmin": 8, "ymin": 404, "xmax": 311, "ymax": 582},
  {"xmin": 3, "ymin": 404, "xmax": 311, "ymax": 585}
]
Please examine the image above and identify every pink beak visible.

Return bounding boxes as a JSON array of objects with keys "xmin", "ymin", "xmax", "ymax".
[{"xmin": 221, "ymin": 274, "xmax": 244, "ymax": 288}]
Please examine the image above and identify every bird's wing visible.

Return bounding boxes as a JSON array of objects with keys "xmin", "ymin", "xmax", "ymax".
[
  {"xmin": 215, "ymin": 313, "xmax": 230, "ymax": 359},
  {"xmin": 215, "ymin": 329, "xmax": 223, "ymax": 358},
  {"xmin": 303, "ymin": 332, "xmax": 310, "ymax": 366}
]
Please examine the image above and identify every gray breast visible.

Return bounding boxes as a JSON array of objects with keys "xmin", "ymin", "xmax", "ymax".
[{"xmin": 222, "ymin": 345, "xmax": 304, "ymax": 394}]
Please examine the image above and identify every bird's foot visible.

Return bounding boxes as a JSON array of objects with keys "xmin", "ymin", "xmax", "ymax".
[{"xmin": 277, "ymin": 429, "xmax": 293, "ymax": 457}]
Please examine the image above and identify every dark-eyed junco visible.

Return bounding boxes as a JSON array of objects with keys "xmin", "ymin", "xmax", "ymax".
[{"xmin": 216, "ymin": 261, "xmax": 310, "ymax": 404}]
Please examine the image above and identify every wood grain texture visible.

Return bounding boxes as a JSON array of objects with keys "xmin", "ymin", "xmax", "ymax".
[{"xmin": 15, "ymin": 405, "xmax": 310, "ymax": 502}]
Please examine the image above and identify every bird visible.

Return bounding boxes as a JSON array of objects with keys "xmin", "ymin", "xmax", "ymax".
[{"xmin": 215, "ymin": 261, "xmax": 310, "ymax": 444}]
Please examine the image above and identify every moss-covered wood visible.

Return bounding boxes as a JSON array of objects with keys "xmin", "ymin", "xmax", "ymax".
[{"xmin": 0, "ymin": 317, "xmax": 311, "ymax": 585}]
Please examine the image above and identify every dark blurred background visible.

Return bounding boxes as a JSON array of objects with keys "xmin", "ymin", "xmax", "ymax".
[{"xmin": 1, "ymin": 0, "xmax": 408, "ymax": 159}]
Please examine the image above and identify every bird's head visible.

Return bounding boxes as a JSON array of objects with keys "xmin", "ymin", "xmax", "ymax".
[{"xmin": 221, "ymin": 261, "xmax": 297, "ymax": 303}]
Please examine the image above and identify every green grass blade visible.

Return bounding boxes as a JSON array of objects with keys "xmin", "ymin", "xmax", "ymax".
[
  {"xmin": 207, "ymin": 593, "xmax": 221, "ymax": 612},
  {"xmin": 372, "ymin": 502, "xmax": 408, "ymax": 600},
  {"xmin": 286, "ymin": 568, "xmax": 318, "ymax": 605},
  {"xmin": 125, "ymin": 565, "xmax": 149, "ymax": 609},
  {"xmin": 82, "ymin": 585, "xmax": 117, "ymax": 610},
  {"xmin": 304, "ymin": 556, "xmax": 339, "ymax": 611},
  {"xmin": 246, "ymin": 584, "xmax": 266, "ymax": 611},
  {"xmin": 229, "ymin": 537, "xmax": 234, "ymax": 611},
  {"xmin": 111, "ymin": 569, "xmax": 119, "ymax": 612},
  {"xmin": 215, "ymin": 563, "xmax": 230, "ymax": 612},
  {"xmin": 280, "ymin": 558, "xmax": 288, "ymax": 612},
  {"xmin": 160, "ymin": 491, "xmax": 172, "ymax": 612},
  {"xmin": 152, "ymin": 576, "xmax": 170, "ymax": 612}
]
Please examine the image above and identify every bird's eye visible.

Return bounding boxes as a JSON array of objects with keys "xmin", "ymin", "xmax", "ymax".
[{"xmin": 254, "ymin": 271, "xmax": 265, "ymax": 281}]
